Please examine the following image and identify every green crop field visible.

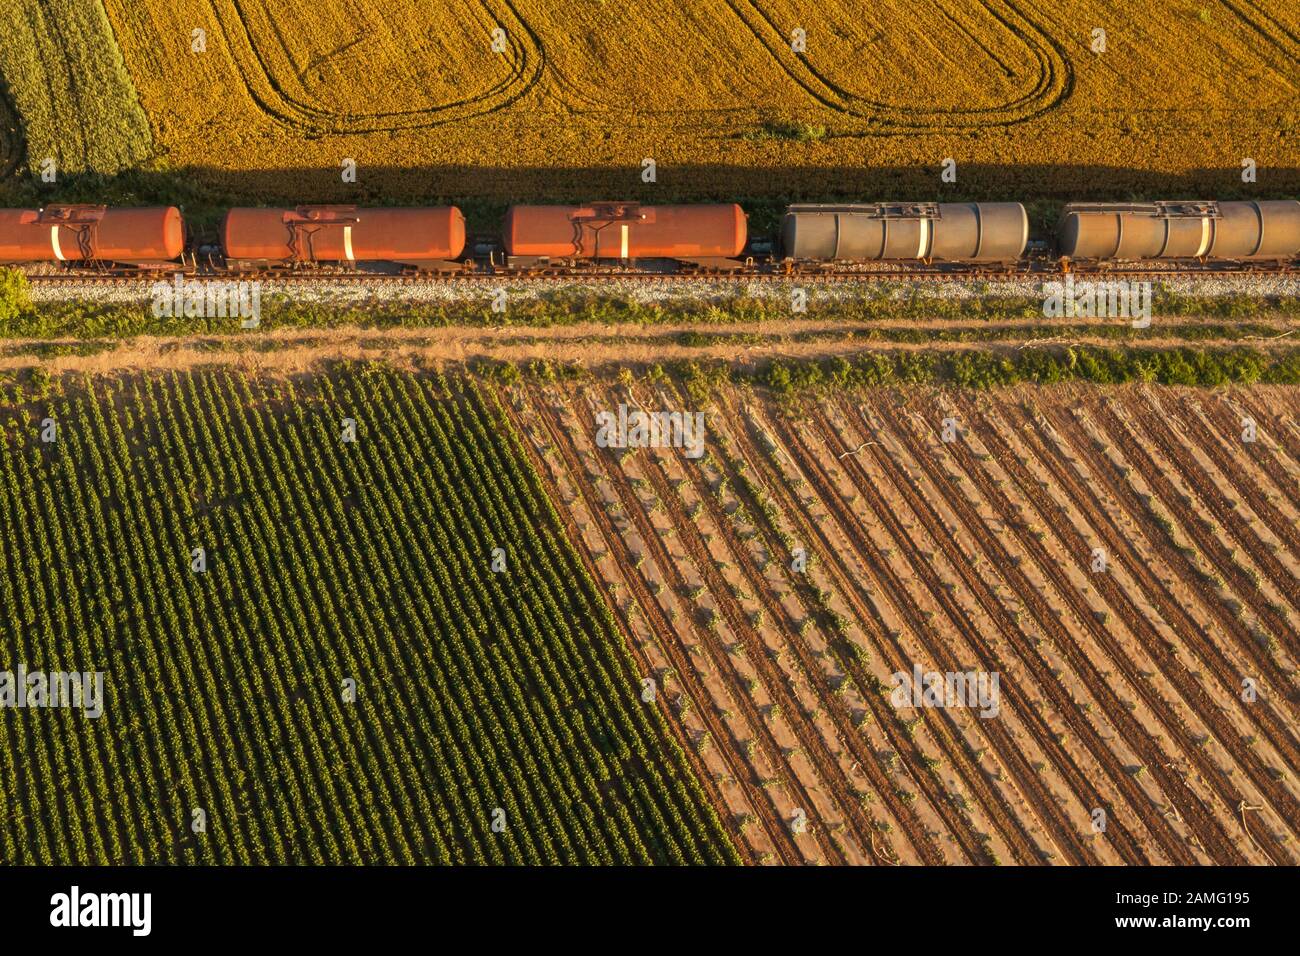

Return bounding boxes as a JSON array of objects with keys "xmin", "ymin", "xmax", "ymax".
[
  {"xmin": 0, "ymin": 0, "xmax": 151, "ymax": 177},
  {"xmin": 0, "ymin": 365, "xmax": 736, "ymax": 864},
  {"xmin": 0, "ymin": 82, "xmax": 20, "ymax": 177}
]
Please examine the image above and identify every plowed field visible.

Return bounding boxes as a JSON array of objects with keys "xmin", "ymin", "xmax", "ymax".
[{"xmin": 506, "ymin": 379, "xmax": 1300, "ymax": 863}]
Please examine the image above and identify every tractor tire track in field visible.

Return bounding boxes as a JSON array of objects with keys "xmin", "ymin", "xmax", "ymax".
[
  {"xmin": 710, "ymin": 390, "xmax": 1050, "ymax": 864},
  {"xmin": 1218, "ymin": 0, "xmax": 1300, "ymax": 80},
  {"xmin": 553, "ymin": 387, "xmax": 849, "ymax": 865},
  {"xmin": 983, "ymin": 396, "xmax": 1291, "ymax": 862},
  {"xmin": 782, "ymin": 398, "xmax": 1145, "ymax": 864},
  {"xmin": 498, "ymin": 390, "xmax": 759, "ymax": 864},
  {"xmin": 633, "ymin": 381, "xmax": 940, "ymax": 864},
  {"xmin": 515, "ymin": 385, "xmax": 806, "ymax": 864},
  {"xmin": 208, "ymin": 0, "xmax": 544, "ymax": 132},
  {"xmin": 728, "ymin": 0, "xmax": 1072, "ymax": 129}
]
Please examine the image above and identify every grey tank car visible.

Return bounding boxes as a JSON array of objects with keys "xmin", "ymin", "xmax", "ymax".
[{"xmin": 781, "ymin": 202, "xmax": 1030, "ymax": 263}]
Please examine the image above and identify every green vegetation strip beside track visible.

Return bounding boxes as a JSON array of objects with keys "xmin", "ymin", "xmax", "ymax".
[
  {"xmin": 0, "ymin": 0, "xmax": 152, "ymax": 175},
  {"xmin": 0, "ymin": 366, "xmax": 737, "ymax": 863},
  {"xmin": 481, "ymin": 346, "xmax": 1300, "ymax": 396},
  {"xmin": 2, "ymin": 269, "xmax": 1297, "ymax": 340},
  {"xmin": 755, "ymin": 347, "xmax": 1300, "ymax": 391}
]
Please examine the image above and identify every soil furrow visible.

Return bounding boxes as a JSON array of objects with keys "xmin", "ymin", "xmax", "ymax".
[
  {"xmin": 984, "ymin": 397, "xmax": 1283, "ymax": 861},
  {"xmin": 651, "ymin": 381, "xmax": 948, "ymax": 864},
  {"xmin": 549, "ymin": 386, "xmax": 844, "ymax": 863},
  {"xmin": 805, "ymin": 397, "xmax": 1156, "ymax": 864},
  {"xmin": 606, "ymin": 385, "xmax": 883, "ymax": 865},
  {"xmin": 1032, "ymin": 399, "xmax": 1297, "ymax": 860},
  {"xmin": 499, "ymin": 389, "xmax": 759, "ymax": 864},
  {"xmin": 816, "ymin": 398, "xmax": 1201, "ymax": 868},
  {"xmin": 518, "ymin": 385, "xmax": 803, "ymax": 864},
  {"xmin": 715, "ymin": 390, "xmax": 1041, "ymax": 864},
  {"xmin": 756, "ymin": 396, "xmax": 1105, "ymax": 863}
]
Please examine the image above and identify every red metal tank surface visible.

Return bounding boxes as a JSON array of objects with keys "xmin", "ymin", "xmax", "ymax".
[
  {"xmin": 0, "ymin": 205, "xmax": 183, "ymax": 263},
  {"xmin": 503, "ymin": 204, "xmax": 747, "ymax": 259},
  {"xmin": 221, "ymin": 206, "xmax": 466, "ymax": 265}
]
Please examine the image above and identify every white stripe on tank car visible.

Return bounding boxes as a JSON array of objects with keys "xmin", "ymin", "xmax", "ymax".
[{"xmin": 1194, "ymin": 217, "xmax": 1211, "ymax": 258}]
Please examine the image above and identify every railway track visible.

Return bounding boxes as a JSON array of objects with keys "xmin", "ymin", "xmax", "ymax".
[{"xmin": 18, "ymin": 260, "xmax": 1300, "ymax": 287}]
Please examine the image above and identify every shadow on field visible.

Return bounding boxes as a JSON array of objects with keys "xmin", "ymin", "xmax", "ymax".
[{"xmin": 1, "ymin": 162, "xmax": 1297, "ymax": 234}]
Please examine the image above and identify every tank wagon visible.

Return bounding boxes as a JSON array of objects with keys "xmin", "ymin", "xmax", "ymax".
[
  {"xmin": 221, "ymin": 205, "xmax": 466, "ymax": 271},
  {"xmin": 3, "ymin": 198, "xmax": 1297, "ymax": 277},
  {"xmin": 1058, "ymin": 201, "xmax": 1300, "ymax": 262},
  {"xmin": 781, "ymin": 202, "xmax": 1029, "ymax": 263},
  {"xmin": 502, "ymin": 203, "xmax": 747, "ymax": 265},
  {"xmin": 0, "ymin": 204, "xmax": 183, "ymax": 266}
]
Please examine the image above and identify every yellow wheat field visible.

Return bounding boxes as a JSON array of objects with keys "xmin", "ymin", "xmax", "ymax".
[{"xmin": 100, "ymin": 0, "xmax": 1300, "ymax": 200}]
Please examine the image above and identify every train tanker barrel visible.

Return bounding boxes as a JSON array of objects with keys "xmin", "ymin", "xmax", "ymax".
[
  {"xmin": 1057, "ymin": 201, "xmax": 1300, "ymax": 261},
  {"xmin": 781, "ymin": 202, "xmax": 1028, "ymax": 262},
  {"xmin": 221, "ymin": 206, "xmax": 466, "ymax": 269},
  {"xmin": 0, "ymin": 205, "xmax": 184, "ymax": 265},
  {"xmin": 502, "ymin": 204, "xmax": 747, "ymax": 261}
]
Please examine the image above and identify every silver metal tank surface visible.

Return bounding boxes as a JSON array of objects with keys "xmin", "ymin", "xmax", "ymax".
[
  {"xmin": 1057, "ymin": 201, "xmax": 1300, "ymax": 260},
  {"xmin": 781, "ymin": 202, "xmax": 1029, "ymax": 262}
]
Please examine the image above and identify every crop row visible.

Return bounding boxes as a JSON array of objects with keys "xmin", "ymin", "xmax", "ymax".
[{"xmin": 0, "ymin": 365, "xmax": 735, "ymax": 863}]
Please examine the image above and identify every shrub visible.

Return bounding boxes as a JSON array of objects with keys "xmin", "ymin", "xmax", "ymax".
[{"xmin": 0, "ymin": 267, "xmax": 32, "ymax": 327}]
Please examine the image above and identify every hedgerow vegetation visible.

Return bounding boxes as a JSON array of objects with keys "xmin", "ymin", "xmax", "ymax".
[
  {"xmin": 0, "ymin": 267, "xmax": 30, "ymax": 325},
  {"xmin": 0, "ymin": 0, "xmax": 152, "ymax": 174},
  {"xmin": 475, "ymin": 347, "xmax": 1300, "ymax": 395},
  {"xmin": 755, "ymin": 347, "xmax": 1300, "ymax": 392}
]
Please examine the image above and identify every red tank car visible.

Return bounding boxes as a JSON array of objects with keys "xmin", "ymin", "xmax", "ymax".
[
  {"xmin": 221, "ymin": 206, "xmax": 466, "ymax": 269},
  {"xmin": 502, "ymin": 203, "xmax": 747, "ymax": 260},
  {"xmin": 0, "ymin": 205, "xmax": 184, "ymax": 264}
]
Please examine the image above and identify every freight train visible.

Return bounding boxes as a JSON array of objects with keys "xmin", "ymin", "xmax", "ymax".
[{"xmin": 2, "ymin": 199, "xmax": 1298, "ymax": 275}]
